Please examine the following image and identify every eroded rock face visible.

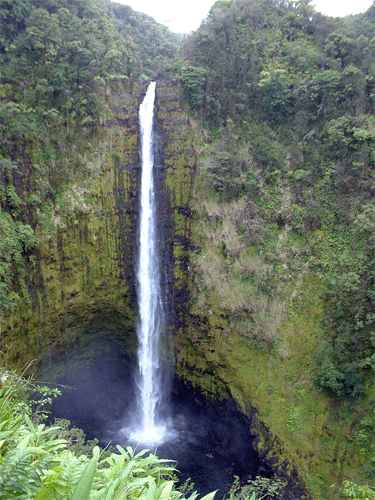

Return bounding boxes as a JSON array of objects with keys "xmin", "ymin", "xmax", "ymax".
[
  {"xmin": 2, "ymin": 79, "xmax": 145, "ymax": 363},
  {"xmin": 2, "ymin": 79, "xmax": 197, "ymax": 367},
  {"xmin": 3, "ymin": 78, "xmax": 311, "ymax": 499}
]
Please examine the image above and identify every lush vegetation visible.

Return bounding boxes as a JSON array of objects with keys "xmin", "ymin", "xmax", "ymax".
[
  {"xmin": 174, "ymin": 1, "xmax": 375, "ymax": 494},
  {"xmin": 0, "ymin": 0, "xmax": 182, "ymax": 317},
  {"xmin": 180, "ymin": 0, "xmax": 375, "ymax": 400},
  {"xmin": 0, "ymin": 369, "xmax": 219, "ymax": 500}
]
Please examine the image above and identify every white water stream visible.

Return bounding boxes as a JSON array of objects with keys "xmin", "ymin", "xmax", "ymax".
[{"xmin": 130, "ymin": 82, "xmax": 166, "ymax": 444}]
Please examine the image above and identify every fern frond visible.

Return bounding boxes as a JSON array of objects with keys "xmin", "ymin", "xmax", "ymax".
[{"xmin": 0, "ymin": 447, "xmax": 42, "ymax": 496}]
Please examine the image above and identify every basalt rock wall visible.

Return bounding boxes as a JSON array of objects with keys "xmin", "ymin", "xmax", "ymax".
[
  {"xmin": 2, "ymin": 79, "xmax": 145, "ymax": 363},
  {"xmin": 1, "ymin": 78, "xmax": 197, "ymax": 369}
]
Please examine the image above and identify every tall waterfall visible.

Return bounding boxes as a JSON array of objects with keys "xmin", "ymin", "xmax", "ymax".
[{"xmin": 131, "ymin": 82, "xmax": 166, "ymax": 444}]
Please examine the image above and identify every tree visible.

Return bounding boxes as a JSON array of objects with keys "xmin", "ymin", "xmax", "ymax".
[
  {"xmin": 258, "ymin": 71, "xmax": 289, "ymax": 126},
  {"xmin": 25, "ymin": 8, "xmax": 62, "ymax": 66},
  {"xmin": 181, "ymin": 66, "xmax": 207, "ymax": 110}
]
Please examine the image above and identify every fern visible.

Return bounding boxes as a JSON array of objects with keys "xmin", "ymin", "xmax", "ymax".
[
  {"xmin": 0, "ymin": 447, "xmax": 42, "ymax": 496},
  {"xmin": 0, "ymin": 369, "xmax": 218, "ymax": 500},
  {"xmin": 58, "ymin": 452, "xmax": 89, "ymax": 492}
]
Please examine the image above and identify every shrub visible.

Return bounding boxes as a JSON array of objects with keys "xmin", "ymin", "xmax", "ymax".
[{"xmin": 318, "ymin": 358, "xmax": 366, "ymax": 399}]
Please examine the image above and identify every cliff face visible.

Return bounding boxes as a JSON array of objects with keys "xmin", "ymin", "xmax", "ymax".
[
  {"xmin": 2, "ymin": 79, "xmax": 372, "ymax": 500},
  {"xmin": 156, "ymin": 90, "xmax": 372, "ymax": 500},
  {"xmin": 2, "ymin": 79, "xmax": 145, "ymax": 363},
  {"xmin": 156, "ymin": 82, "xmax": 314, "ymax": 498},
  {"xmin": 1, "ymin": 78, "xmax": 198, "ymax": 367},
  {"xmin": 173, "ymin": 153, "xmax": 373, "ymax": 498}
]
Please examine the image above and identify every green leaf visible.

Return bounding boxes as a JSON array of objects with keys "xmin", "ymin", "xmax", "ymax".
[
  {"xmin": 158, "ymin": 481, "xmax": 174, "ymax": 500},
  {"xmin": 200, "ymin": 491, "xmax": 217, "ymax": 500},
  {"xmin": 23, "ymin": 446, "xmax": 48, "ymax": 455},
  {"xmin": 71, "ymin": 447, "xmax": 99, "ymax": 500},
  {"xmin": 34, "ymin": 483, "xmax": 55, "ymax": 500},
  {"xmin": 17, "ymin": 434, "xmax": 31, "ymax": 448}
]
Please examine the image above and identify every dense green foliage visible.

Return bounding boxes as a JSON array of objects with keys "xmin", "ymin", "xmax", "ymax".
[
  {"xmin": 181, "ymin": 66, "xmax": 207, "ymax": 110},
  {"xmin": 0, "ymin": 0, "xmax": 181, "ymax": 83},
  {"xmin": 1, "ymin": 0, "xmax": 375, "ymax": 496},
  {"xmin": 0, "ymin": 369, "xmax": 218, "ymax": 500},
  {"xmin": 111, "ymin": 3, "xmax": 185, "ymax": 79},
  {"xmin": 0, "ymin": 0, "xmax": 181, "ymax": 154},
  {"xmin": 0, "ymin": 158, "xmax": 37, "ymax": 312},
  {"xmin": 181, "ymin": 0, "xmax": 375, "ymax": 400},
  {"xmin": 340, "ymin": 481, "xmax": 375, "ymax": 500},
  {"xmin": 0, "ymin": 0, "xmax": 182, "ymax": 315}
]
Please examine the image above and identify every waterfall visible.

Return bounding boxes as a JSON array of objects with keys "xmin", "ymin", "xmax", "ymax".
[{"xmin": 131, "ymin": 82, "xmax": 166, "ymax": 444}]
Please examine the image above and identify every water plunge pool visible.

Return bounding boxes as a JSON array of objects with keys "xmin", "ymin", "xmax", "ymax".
[{"xmin": 40, "ymin": 325, "xmax": 268, "ymax": 498}]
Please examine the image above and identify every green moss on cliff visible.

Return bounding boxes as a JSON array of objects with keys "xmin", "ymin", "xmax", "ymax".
[
  {"xmin": 174, "ymin": 127, "xmax": 375, "ymax": 498},
  {"xmin": 1, "ymin": 79, "xmax": 146, "ymax": 366}
]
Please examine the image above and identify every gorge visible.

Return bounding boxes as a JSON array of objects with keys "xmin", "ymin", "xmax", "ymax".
[
  {"xmin": 1, "ymin": 0, "xmax": 375, "ymax": 499},
  {"xmin": 36, "ymin": 80, "xmax": 268, "ymax": 498},
  {"xmin": 0, "ymin": 75, "xmax": 365, "ymax": 500}
]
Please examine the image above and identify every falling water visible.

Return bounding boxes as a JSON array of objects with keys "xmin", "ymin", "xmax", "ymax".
[{"xmin": 130, "ymin": 82, "xmax": 166, "ymax": 444}]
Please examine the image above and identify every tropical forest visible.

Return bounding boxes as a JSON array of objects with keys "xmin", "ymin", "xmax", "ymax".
[{"xmin": 0, "ymin": 0, "xmax": 375, "ymax": 499}]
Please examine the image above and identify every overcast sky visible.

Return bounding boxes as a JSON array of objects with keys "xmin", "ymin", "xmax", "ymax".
[{"xmin": 112, "ymin": 0, "xmax": 374, "ymax": 33}]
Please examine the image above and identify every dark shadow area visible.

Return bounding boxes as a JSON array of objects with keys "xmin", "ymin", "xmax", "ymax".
[{"xmin": 39, "ymin": 322, "xmax": 269, "ymax": 498}]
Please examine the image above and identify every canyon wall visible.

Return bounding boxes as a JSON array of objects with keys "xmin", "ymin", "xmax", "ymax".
[
  {"xmin": 1, "ymin": 78, "xmax": 197, "ymax": 371},
  {"xmin": 1, "ymin": 79, "xmax": 372, "ymax": 500},
  {"xmin": 1, "ymin": 80, "xmax": 144, "ymax": 363}
]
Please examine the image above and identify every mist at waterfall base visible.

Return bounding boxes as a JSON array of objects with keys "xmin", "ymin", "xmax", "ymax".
[{"xmin": 43, "ymin": 329, "xmax": 263, "ymax": 498}]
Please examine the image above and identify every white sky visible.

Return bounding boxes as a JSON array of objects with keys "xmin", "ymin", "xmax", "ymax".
[{"xmin": 112, "ymin": 0, "xmax": 374, "ymax": 33}]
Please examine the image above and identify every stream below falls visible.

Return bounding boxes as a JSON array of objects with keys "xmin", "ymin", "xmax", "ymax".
[{"xmin": 39, "ymin": 323, "xmax": 270, "ymax": 498}]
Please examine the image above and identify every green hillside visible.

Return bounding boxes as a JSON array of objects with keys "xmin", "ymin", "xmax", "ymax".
[
  {"xmin": 181, "ymin": 0, "xmax": 375, "ymax": 407},
  {"xmin": 174, "ymin": 1, "xmax": 375, "ymax": 495}
]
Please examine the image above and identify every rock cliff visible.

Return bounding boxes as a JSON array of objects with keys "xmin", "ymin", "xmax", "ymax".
[{"xmin": 2, "ymin": 78, "xmax": 372, "ymax": 500}]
